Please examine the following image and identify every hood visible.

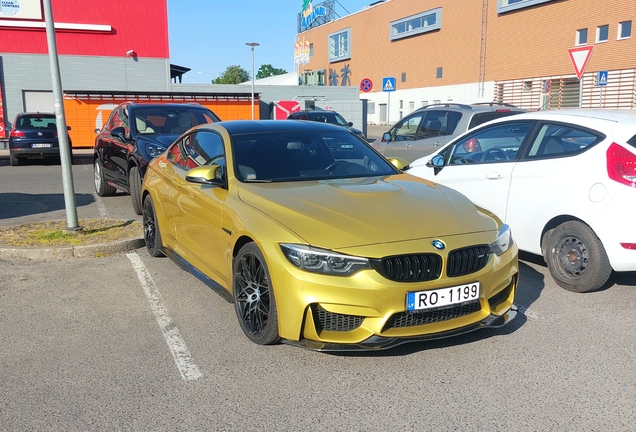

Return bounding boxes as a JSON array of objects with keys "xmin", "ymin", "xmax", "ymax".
[{"xmin": 237, "ymin": 174, "xmax": 497, "ymax": 249}]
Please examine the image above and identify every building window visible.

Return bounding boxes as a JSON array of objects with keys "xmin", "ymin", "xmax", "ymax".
[
  {"xmin": 390, "ymin": 8, "xmax": 441, "ymax": 41},
  {"xmin": 576, "ymin": 28, "xmax": 588, "ymax": 45},
  {"xmin": 497, "ymin": 0, "xmax": 555, "ymax": 13},
  {"xmin": 618, "ymin": 21, "xmax": 632, "ymax": 40},
  {"xmin": 422, "ymin": 101, "xmax": 428, "ymax": 107},
  {"xmin": 401, "ymin": 72, "xmax": 407, "ymax": 82},
  {"xmin": 399, "ymin": 100, "xmax": 404, "ymax": 109},
  {"xmin": 436, "ymin": 67, "xmax": 443, "ymax": 79},
  {"xmin": 597, "ymin": 25, "xmax": 609, "ymax": 43},
  {"xmin": 524, "ymin": 81, "xmax": 532, "ymax": 91},
  {"xmin": 409, "ymin": 101, "xmax": 415, "ymax": 111},
  {"xmin": 309, "ymin": 43, "xmax": 314, "ymax": 57},
  {"xmin": 328, "ymin": 28, "xmax": 351, "ymax": 62}
]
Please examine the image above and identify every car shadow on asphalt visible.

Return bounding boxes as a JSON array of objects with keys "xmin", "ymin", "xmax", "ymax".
[
  {"xmin": 328, "ymin": 261, "xmax": 546, "ymax": 357},
  {"xmin": 0, "ymin": 192, "xmax": 96, "ymax": 220}
]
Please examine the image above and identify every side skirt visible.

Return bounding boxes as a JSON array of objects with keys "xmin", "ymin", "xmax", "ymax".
[{"xmin": 163, "ymin": 249, "xmax": 234, "ymax": 303}]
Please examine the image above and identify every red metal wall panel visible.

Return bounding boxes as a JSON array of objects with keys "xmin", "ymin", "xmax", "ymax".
[{"xmin": 0, "ymin": 0, "xmax": 169, "ymax": 58}]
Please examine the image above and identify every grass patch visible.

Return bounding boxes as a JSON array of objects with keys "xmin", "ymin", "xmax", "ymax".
[{"xmin": 0, "ymin": 219, "xmax": 143, "ymax": 247}]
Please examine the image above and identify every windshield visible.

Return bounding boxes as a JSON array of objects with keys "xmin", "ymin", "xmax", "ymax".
[
  {"xmin": 133, "ymin": 107, "xmax": 218, "ymax": 135},
  {"xmin": 232, "ymin": 130, "xmax": 398, "ymax": 182}
]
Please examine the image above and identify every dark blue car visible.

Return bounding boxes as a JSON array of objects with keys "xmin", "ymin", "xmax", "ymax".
[{"xmin": 8, "ymin": 112, "xmax": 72, "ymax": 166}]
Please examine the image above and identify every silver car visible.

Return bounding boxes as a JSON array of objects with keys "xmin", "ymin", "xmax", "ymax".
[{"xmin": 372, "ymin": 103, "xmax": 524, "ymax": 163}]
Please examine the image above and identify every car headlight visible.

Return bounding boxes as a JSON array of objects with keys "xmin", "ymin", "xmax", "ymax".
[
  {"xmin": 280, "ymin": 244, "xmax": 371, "ymax": 276},
  {"xmin": 490, "ymin": 223, "xmax": 512, "ymax": 256},
  {"xmin": 146, "ymin": 144, "xmax": 165, "ymax": 158}
]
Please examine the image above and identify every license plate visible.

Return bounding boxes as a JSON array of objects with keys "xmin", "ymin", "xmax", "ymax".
[
  {"xmin": 406, "ymin": 282, "xmax": 481, "ymax": 312},
  {"xmin": 31, "ymin": 143, "xmax": 52, "ymax": 148}
]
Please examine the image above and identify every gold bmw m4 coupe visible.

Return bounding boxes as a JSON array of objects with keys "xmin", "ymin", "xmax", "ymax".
[{"xmin": 141, "ymin": 120, "xmax": 519, "ymax": 351}]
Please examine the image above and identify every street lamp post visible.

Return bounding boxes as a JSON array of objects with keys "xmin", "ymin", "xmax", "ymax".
[{"xmin": 245, "ymin": 42, "xmax": 259, "ymax": 120}]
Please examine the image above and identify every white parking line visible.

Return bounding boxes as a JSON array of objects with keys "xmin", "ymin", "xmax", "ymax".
[
  {"xmin": 92, "ymin": 193, "xmax": 110, "ymax": 219},
  {"xmin": 126, "ymin": 252, "xmax": 202, "ymax": 381}
]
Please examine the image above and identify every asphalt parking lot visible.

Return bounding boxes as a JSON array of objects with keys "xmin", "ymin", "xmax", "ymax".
[{"xmin": 1, "ymin": 151, "xmax": 636, "ymax": 431}]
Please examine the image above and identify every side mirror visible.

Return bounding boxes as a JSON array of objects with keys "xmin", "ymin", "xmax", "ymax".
[
  {"xmin": 67, "ymin": 125, "xmax": 72, "ymax": 131},
  {"xmin": 185, "ymin": 165, "xmax": 224, "ymax": 186},
  {"xmin": 431, "ymin": 154, "xmax": 445, "ymax": 168},
  {"xmin": 110, "ymin": 126, "xmax": 127, "ymax": 142},
  {"xmin": 382, "ymin": 132, "xmax": 391, "ymax": 142},
  {"xmin": 430, "ymin": 154, "xmax": 446, "ymax": 175},
  {"xmin": 386, "ymin": 157, "xmax": 410, "ymax": 171},
  {"xmin": 348, "ymin": 121, "xmax": 354, "ymax": 127}
]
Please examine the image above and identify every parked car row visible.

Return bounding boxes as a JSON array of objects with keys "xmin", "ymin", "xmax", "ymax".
[{"xmin": 8, "ymin": 101, "xmax": 635, "ymax": 350}]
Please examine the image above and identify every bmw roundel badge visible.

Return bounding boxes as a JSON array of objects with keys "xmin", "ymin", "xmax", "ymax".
[{"xmin": 432, "ymin": 240, "xmax": 445, "ymax": 250}]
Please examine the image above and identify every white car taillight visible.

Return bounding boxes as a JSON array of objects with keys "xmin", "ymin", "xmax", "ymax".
[{"xmin": 606, "ymin": 142, "xmax": 636, "ymax": 187}]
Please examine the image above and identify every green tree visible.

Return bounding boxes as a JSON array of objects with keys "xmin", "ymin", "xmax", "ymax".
[
  {"xmin": 256, "ymin": 64, "xmax": 288, "ymax": 79},
  {"xmin": 211, "ymin": 65, "xmax": 251, "ymax": 84}
]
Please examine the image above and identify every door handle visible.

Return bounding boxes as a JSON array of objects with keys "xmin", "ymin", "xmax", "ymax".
[{"xmin": 486, "ymin": 172, "xmax": 504, "ymax": 180}]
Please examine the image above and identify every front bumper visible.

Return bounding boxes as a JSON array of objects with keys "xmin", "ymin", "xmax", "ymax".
[
  {"xmin": 261, "ymin": 233, "xmax": 519, "ymax": 350},
  {"xmin": 283, "ymin": 304, "xmax": 518, "ymax": 352}
]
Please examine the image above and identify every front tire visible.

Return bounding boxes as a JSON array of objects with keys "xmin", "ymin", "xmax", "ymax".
[
  {"xmin": 544, "ymin": 221, "xmax": 612, "ymax": 293},
  {"xmin": 233, "ymin": 243, "xmax": 280, "ymax": 345},
  {"xmin": 130, "ymin": 166, "xmax": 143, "ymax": 215},
  {"xmin": 143, "ymin": 195, "xmax": 164, "ymax": 257},
  {"xmin": 94, "ymin": 158, "xmax": 116, "ymax": 196}
]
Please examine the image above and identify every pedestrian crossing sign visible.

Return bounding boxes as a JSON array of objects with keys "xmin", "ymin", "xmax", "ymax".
[
  {"xmin": 597, "ymin": 70, "xmax": 608, "ymax": 87},
  {"xmin": 382, "ymin": 77, "xmax": 396, "ymax": 92}
]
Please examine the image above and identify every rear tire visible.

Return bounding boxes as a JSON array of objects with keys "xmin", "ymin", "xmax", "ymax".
[
  {"xmin": 94, "ymin": 158, "xmax": 116, "ymax": 196},
  {"xmin": 9, "ymin": 154, "xmax": 20, "ymax": 166},
  {"xmin": 544, "ymin": 221, "xmax": 612, "ymax": 293},
  {"xmin": 130, "ymin": 166, "xmax": 143, "ymax": 215},
  {"xmin": 143, "ymin": 195, "xmax": 164, "ymax": 257}
]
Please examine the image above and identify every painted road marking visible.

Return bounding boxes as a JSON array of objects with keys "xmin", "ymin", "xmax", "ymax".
[
  {"xmin": 127, "ymin": 252, "xmax": 202, "ymax": 381},
  {"xmin": 92, "ymin": 194, "xmax": 110, "ymax": 219}
]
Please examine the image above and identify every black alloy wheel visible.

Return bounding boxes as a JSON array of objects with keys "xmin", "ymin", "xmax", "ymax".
[
  {"xmin": 130, "ymin": 166, "xmax": 143, "ymax": 215},
  {"xmin": 233, "ymin": 243, "xmax": 280, "ymax": 345},
  {"xmin": 544, "ymin": 221, "xmax": 612, "ymax": 293},
  {"xmin": 143, "ymin": 195, "xmax": 164, "ymax": 257}
]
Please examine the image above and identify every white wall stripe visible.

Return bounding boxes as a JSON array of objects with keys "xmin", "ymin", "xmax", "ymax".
[{"xmin": 126, "ymin": 252, "xmax": 202, "ymax": 381}]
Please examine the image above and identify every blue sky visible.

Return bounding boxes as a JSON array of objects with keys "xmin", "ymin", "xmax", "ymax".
[{"xmin": 167, "ymin": 0, "xmax": 373, "ymax": 82}]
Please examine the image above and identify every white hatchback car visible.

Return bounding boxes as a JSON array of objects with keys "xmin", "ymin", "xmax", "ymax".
[{"xmin": 407, "ymin": 109, "xmax": 636, "ymax": 293}]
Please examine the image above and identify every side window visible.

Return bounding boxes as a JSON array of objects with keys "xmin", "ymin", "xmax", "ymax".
[
  {"xmin": 448, "ymin": 121, "xmax": 534, "ymax": 165},
  {"xmin": 393, "ymin": 112, "xmax": 424, "ymax": 141},
  {"xmin": 166, "ymin": 137, "xmax": 189, "ymax": 169},
  {"xmin": 526, "ymin": 123, "xmax": 603, "ymax": 158},
  {"xmin": 184, "ymin": 131, "xmax": 225, "ymax": 167},
  {"xmin": 419, "ymin": 111, "xmax": 463, "ymax": 138},
  {"xmin": 468, "ymin": 111, "xmax": 521, "ymax": 129}
]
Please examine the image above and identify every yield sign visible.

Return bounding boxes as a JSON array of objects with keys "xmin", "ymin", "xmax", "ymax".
[{"xmin": 568, "ymin": 46, "xmax": 594, "ymax": 80}]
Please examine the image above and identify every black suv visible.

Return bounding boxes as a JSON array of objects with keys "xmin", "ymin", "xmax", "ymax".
[
  {"xmin": 8, "ymin": 112, "xmax": 72, "ymax": 166},
  {"xmin": 372, "ymin": 103, "xmax": 524, "ymax": 163},
  {"xmin": 287, "ymin": 110, "xmax": 365, "ymax": 139},
  {"xmin": 93, "ymin": 102, "xmax": 220, "ymax": 214}
]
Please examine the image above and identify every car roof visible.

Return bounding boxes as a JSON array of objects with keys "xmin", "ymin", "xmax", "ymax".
[
  {"xmin": 505, "ymin": 109, "xmax": 636, "ymax": 124},
  {"xmin": 195, "ymin": 120, "xmax": 348, "ymax": 135},
  {"xmin": 16, "ymin": 112, "xmax": 55, "ymax": 117},
  {"xmin": 414, "ymin": 102, "xmax": 523, "ymax": 114}
]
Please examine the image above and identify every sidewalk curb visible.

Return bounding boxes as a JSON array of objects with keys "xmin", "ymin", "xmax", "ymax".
[{"xmin": 0, "ymin": 237, "xmax": 145, "ymax": 259}]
